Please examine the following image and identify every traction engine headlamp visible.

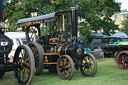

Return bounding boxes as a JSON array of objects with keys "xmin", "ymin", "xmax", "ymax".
[{"xmin": 77, "ymin": 48, "xmax": 82, "ymax": 55}]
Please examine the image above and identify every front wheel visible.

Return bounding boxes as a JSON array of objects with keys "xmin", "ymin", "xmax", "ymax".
[
  {"xmin": 57, "ymin": 55, "xmax": 74, "ymax": 80},
  {"xmin": 80, "ymin": 53, "xmax": 97, "ymax": 77},
  {"xmin": 13, "ymin": 45, "xmax": 35, "ymax": 85}
]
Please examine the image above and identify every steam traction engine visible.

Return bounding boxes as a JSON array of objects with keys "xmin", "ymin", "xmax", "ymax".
[
  {"xmin": 17, "ymin": 6, "xmax": 97, "ymax": 80},
  {"xmin": 0, "ymin": 0, "xmax": 35, "ymax": 84}
]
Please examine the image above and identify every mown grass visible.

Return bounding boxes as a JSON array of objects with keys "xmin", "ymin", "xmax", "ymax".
[{"xmin": 0, "ymin": 58, "xmax": 128, "ymax": 85}]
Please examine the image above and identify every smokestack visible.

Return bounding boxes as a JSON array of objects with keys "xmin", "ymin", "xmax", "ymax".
[
  {"xmin": 0, "ymin": 0, "xmax": 3, "ymax": 22},
  {"xmin": 70, "ymin": 7, "xmax": 78, "ymax": 43}
]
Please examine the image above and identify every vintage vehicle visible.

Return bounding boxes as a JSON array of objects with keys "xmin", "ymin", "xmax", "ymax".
[
  {"xmin": 101, "ymin": 37, "xmax": 128, "ymax": 68},
  {"xmin": 102, "ymin": 45, "xmax": 128, "ymax": 69},
  {"xmin": 83, "ymin": 36, "xmax": 106, "ymax": 50},
  {"xmin": 105, "ymin": 37, "xmax": 128, "ymax": 45},
  {"xmin": 17, "ymin": 6, "xmax": 97, "ymax": 80},
  {"xmin": 0, "ymin": 0, "xmax": 35, "ymax": 84}
]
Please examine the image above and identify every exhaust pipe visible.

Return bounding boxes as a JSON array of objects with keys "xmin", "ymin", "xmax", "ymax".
[
  {"xmin": 70, "ymin": 7, "xmax": 78, "ymax": 43},
  {"xmin": 0, "ymin": 0, "xmax": 3, "ymax": 22}
]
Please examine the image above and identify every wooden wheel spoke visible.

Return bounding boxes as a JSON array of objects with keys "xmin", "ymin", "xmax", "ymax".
[
  {"xmin": 30, "ymin": 47, "xmax": 33, "ymax": 52},
  {"xmin": 87, "ymin": 69, "xmax": 89, "ymax": 74},
  {"xmin": 89, "ymin": 57, "xmax": 92, "ymax": 63},
  {"xmin": 60, "ymin": 60, "xmax": 63, "ymax": 66},
  {"xmin": 68, "ymin": 68, "xmax": 71, "ymax": 71},
  {"xmin": 65, "ymin": 70, "xmax": 69, "ymax": 77},
  {"xmin": 61, "ymin": 71, "xmax": 64, "ymax": 77},
  {"xmin": 121, "ymin": 55, "xmax": 124, "ymax": 59},
  {"xmin": 59, "ymin": 68, "xmax": 62, "ymax": 70},
  {"xmin": 66, "ymin": 62, "xmax": 70, "ymax": 65},
  {"xmin": 31, "ymin": 46, "xmax": 35, "ymax": 54},
  {"xmin": 23, "ymin": 58, "xmax": 29, "ymax": 64},
  {"xmin": 26, "ymin": 63, "xmax": 30, "ymax": 67},
  {"xmin": 123, "ymin": 54, "xmax": 128, "ymax": 58},
  {"xmin": 23, "ymin": 67, "xmax": 30, "ymax": 73},
  {"xmin": 66, "ymin": 65, "xmax": 71, "ymax": 68},
  {"xmin": 35, "ymin": 54, "xmax": 39, "ymax": 58},
  {"xmin": 29, "ymin": 28, "xmax": 33, "ymax": 32},
  {"xmin": 24, "ymin": 71, "xmax": 29, "ymax": 81},
  {"xmin": 64, "ymin": 59, "xmax": 67, "ymax": 65},
  {"xmin": 33, "ymin": 47, "xmax": 36, "ymax": 55},
  {"xmin": 91, "ymin": 63, "xmax": 94, "ymax": 65},
  {"xmin": 89, "ymin": 66, "xmax": 94, "ymax": 71},
  {"xmin": 22, "ymin": 70, "xmax": 25, "ymax": 81}
]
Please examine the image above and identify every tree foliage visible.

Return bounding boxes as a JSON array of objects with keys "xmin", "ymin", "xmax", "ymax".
[
  {"xmin": 121, "ymin": 15, "xmax": 128, "ymax": 34},
  {"xmin": 78, "ymin": 0, "xmax": 120, "ymax": 37},
  {"xmin": 3, "ymin": 0, "xmax": 120, "ymax": 38}
]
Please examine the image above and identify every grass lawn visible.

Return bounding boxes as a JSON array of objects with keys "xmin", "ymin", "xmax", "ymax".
[{"xmin": 0, "ymin": 58, "xmax": 128, "ymax": 85}]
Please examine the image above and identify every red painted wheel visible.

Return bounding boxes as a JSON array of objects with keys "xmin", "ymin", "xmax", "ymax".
[{"xmin": 117, "ymin": 51, "xmax": 128, "ymax": 69}]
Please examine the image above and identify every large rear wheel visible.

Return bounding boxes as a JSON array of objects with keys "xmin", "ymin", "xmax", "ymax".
[
  {"xmin": 29, "ymin": 42, "xmax": 44, "ymax": 75},
  {"xmin": 13, "ymin": 45, "xmax": 35, "ymax": 85},
  {"xmin": 117, "ymin": 51, "xmax": 128, "ymax": 69},
  {"xmin": 57, "ymin": 55, "xmax": 74, "ymax": 80},
  {"xmin": 80, "ymin": 53, "xmax": 97, "ymax": 77}
]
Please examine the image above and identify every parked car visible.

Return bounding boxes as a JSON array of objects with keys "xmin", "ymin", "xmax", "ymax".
[
  {"xmin": 5, "ymin": 32, "xmax": 27, "ymax": 60},
  {"xmin": 103, "ymin": 37, "xmax": 128, "ymax": 57},
  {"xmin": 5, "ymin": 32, "xmax": 27, "ymax": 49},
  {"xmin": 82, "ymin": 36, "xmax": 106, "ymax": 50},
  {"xmin": 82, "ymin": 36, "xmax": 128, "ymax": 57}
]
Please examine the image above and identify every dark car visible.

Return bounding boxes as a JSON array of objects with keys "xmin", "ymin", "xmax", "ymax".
[{"xmin": 82, "ymin": 36, "xmax": 106, "ymax": 50}]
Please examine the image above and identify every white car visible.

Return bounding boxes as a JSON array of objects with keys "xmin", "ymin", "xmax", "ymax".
[{"xmin": 5, "ymin": 32, "xmax": 27, "ymax": 62}]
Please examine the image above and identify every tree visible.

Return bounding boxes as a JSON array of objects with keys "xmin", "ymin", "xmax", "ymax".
[
  {"xmin": 3, "ymin": 0, "xmax": 71, "ymax": 31},
  {"xmin": 78, "ymin": 0, "xmax": 120, "ymax": 38},
  {"xmin": 3, "ymin": 0, "xmax": 120, "ymax": 39},
  {"xmin": 121, "ymin": 14, "xmax": 128, "ymax": 34}
]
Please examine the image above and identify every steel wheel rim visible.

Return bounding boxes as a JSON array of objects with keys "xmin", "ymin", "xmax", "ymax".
[
  {"xmin": 118, "ymin": 53, "xmax": 128, "ymax": 69},
  {"xmin": 81, "ymin": 56, "xmax": 95, "ymax": 75},
  {"xmin": 14, "ymin": 48, "xmax": 31, "ymax": 84},
  {"xmin": 58, "ymin": 57, "xmax": 72, "ymax": 79},
  {"xmin": 30, "ymin": 45, "xmax": 39, "ymax": 72}
]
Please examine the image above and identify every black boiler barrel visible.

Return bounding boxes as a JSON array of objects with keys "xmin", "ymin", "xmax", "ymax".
[{"xmin": 58, "ymin": 44, "xmax": 84, "ymax": 60}]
